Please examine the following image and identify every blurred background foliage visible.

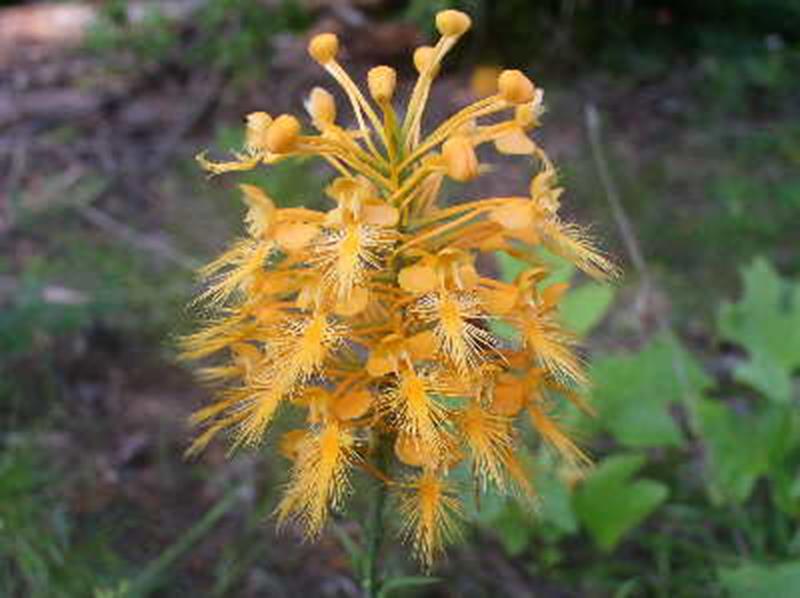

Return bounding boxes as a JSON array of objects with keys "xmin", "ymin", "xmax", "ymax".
[{"xmin": 1, "ymin": 0, "xmax": 798, "ymax": 596}]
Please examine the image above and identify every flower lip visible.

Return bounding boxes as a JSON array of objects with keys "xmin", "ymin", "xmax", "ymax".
[{"xmin": 442, "ymin": 135, "xmax": 479, "ymax": 182}]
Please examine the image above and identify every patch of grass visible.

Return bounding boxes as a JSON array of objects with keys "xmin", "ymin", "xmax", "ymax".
[{"xmin": 0, "ymin": 440, "xmax": 125, "ymax": 597}]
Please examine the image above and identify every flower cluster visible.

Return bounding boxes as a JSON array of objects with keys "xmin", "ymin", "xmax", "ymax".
[{"xmin": 183, "ymin": 10, "xmax": 615, "ymax": 568}]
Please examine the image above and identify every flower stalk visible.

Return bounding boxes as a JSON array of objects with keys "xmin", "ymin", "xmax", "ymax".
[{"xmin": 362, "ymin": 435, "xmax": 390, "ymax": 597}]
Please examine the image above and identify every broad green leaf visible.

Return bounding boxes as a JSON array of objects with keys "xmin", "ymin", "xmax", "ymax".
[
  {"xmin": 573, "ymin": 454, "xmax": 668, "ymax": 552},
  {"xmin": 589, "ymin": 334, "xmax": 712, "ymax": 448},
  {"xmin": 469, "ymin": 453, "xmax": 535, "ymax": 554},
  {"xmin": 535, "ymin": 460, "xmax": 579, "ymax": 536},
  {"xmin": 472, "ymin": 452, "xmax": 578, "ymax": 555},
  {"xmin": 717, "ymin": 258, "xmax": 800, "ymax": 402},
  {"xmin": 489, "ymin": 319, "xmax": 520, "ymax": 343},
  {"xmin": 696, "ymin": 399, "xmax": 763, "ymax": 504},
  {"xmin": 538, "ymin": 250, "xmax": 576, "ymax": 285},
  {"xmin": 481, "ymin": 459, "xmax": 580, "ymax": 555},
  {"xmin": 560, "ymin": 283, "xmax": 615, "ymax": 336},
  {"xmin": 719, "ymin": 561, "xmax": 800, "ymax": 598},
  {"xmin": 698, "ymin": 400, "xmax": 799, "ymax": 506},
  {"xmin": 772, "ymin": 467, "xmax": 800, "ymax": 517},
  {"xmin": 496, "ymin": 251, "xmax": 529, "ymax": 282},
  {"xmin": 495, "ymin": 249, "xmax": 575, "ymax": 285},
  {"xmin": 490, "ymin": 502, "xmax": 534, "ymax": 556}
]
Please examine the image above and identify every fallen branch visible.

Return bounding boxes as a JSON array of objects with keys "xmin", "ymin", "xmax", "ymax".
[
  {"xmin": 585, "ymin": 103, "xmax": 695, "ymax": 415},
  {"xmin": 79, "ymin": 204, "xmax": 200, "ymax": 271}
]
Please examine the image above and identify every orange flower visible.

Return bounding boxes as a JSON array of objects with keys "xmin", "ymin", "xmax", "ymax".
[{"xmin": 183, "ymin": 9, "xmax": 616, "ymax": 568}]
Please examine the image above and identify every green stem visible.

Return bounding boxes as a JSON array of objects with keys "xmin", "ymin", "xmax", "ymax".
[{"xmin": 362, "ymin": 438, "xmax": 389, "ymax": 597}]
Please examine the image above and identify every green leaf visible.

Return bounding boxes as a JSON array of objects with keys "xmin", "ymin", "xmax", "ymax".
[
  {"xmin": 489, "ymin": 319, "xmax": 520, "ymax": 343},
  {"xmin": 495, "ymin": 251, "xmax": 529, "ymax": 282},
  {"xmin": 697, "ymin": 400, "xmax": 799, "ymax": 505},
  {"xmin": 573, "ymin": 454, "xmax": 668, "ymax": 552},
  {"xmin": 538, "ymin": 251, "xmax": 576, "ymax": 285},
  {"xmin": 560, "ymin": 283, "xmax": 615, "ymax": 336},
  {"xmin": 472, "ymin": 451, "xmax": 578, "ymax": 555},
  {"xmin": 490, "ymin": 502, "xmax": 534, "ymax": 556},
  {"xmin": 495, "ymin": 249, "xmax": 576, "ymax": 285},
  {"xmin": 469, "ymin": 460, "xmax": 535, "ymax": 554},
  {"xmin": 535, "ymin": 460, "xmax": 579, "ymax": 536},
  {"xmin": 589, "ymin": 334, "xmax": 712, "ymax": 448},
  {"xmin": 717, "ymin": 258, "xmax": 800, "ymax": 402},
  {"xmin": 719, "ymin": 561, "xmax": 800, "ymax": 598},
  {"xmin": 377, "ymin": 576, "xmax": 441, "ymax": 597},
  {"xmin": 772, "ymin": 467, "xmax": 800, "ymax": 517},
  {"xmin": 696, "ymin": 400, "xmax": 762, "ymax": 504}
]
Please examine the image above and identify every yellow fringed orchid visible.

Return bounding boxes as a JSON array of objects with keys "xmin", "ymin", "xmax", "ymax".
[{"xmin": 182, "ymin": 8, "xmax": 616, "ymax": 569}]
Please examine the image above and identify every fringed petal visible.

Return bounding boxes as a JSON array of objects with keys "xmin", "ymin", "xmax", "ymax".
[
  {"xmin": 276, "ymin": 422, "xmax": 356, "ymax": 537},
  {"xmin": 397, "ymin": 471, "xmax": 463, "ymax": 570}
]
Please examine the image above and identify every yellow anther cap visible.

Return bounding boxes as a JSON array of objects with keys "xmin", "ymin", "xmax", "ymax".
[
  {"xmin": 308, "ymin": 33, "xmax": 339, "ymax": 64},
  {"xmin": 368, "ymin": 65, "xmax": 397, "ymax": 103},
  {"xmin": 498, "ymin": 69, "xmax": 535, "ymax": 104},
  {"xmin": 413, "ymin": 46, "xmax": 438, "ymax": 75},
  {"xmin": 435, "ymin": 9, "xmax": 472, "ymax": 37}
]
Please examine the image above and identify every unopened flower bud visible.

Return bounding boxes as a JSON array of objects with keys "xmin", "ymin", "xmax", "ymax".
[
  {"xmin": 266, "ymin": 114, "xmax": 301, "ymax": 154},
  {"xmin": 308, "ymin": 33, "xmax": 339, "ymax": 64},
  {"xmin": 244, "ymin": 111, "xmax": 272, "ymax": 152},
  {"xmin": 368, "ymin": 65, "xmax": 397, "ymax": 104},
  {"xmin": 498, "ymin": 69, "xmax": 535, "ymax": 104},
  {"xmin": 306, "ymin": 87, "xmax": 336, "ymax": 129},
  {"xmin": 413, "ymin": 46, "xmax": 439, "ymax": 76},
  {"xmin": 442, "ymin": 135, "xmax": 478, "ymax": 182},
  {"xmin": 435, "ymin": 9, "xmax": 472, "ymax": 37}
]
